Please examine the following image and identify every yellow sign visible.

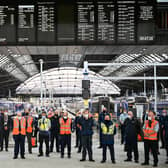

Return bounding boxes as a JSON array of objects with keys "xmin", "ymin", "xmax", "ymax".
[{"xmin": 84, "ymin": 99, "xmax": 89, "ymax": 108}]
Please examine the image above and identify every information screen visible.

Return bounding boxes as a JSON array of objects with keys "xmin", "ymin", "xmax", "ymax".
[
  {"xmin": 97, "ymin": 1, "xmax": 115, "ymax": 43},
  {"xmin": 37, "ymin": 2, "xmax": 56, "ymax": 43},
  {"xmin": 77, "ymin": 0, "xmax": 95, "ymax": 43},
  {"xmin": 0, "ymin": 0, "xmax": 159, "ymax": 45},
  {"xmin": 0, "ymin": 5, "xmax": 16, "ymax": 43},
  {"xmin": 117, "ymin": 0, "xmax": 136, "ymax": 44},
  {"xmin": 18, "ymin": 5, "xmax": 35, "ymax": 43},
  {"xmin": 137, "ymin": 0, "xmax": 156, "ymax": 44}
]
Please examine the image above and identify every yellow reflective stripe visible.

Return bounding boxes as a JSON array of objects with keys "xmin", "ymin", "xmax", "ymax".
[{"xmin": 14, "ymin": 118, "xmax": 19, "ymax": 128}]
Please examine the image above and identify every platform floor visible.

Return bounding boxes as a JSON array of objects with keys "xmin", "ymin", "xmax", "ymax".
[{"xmin": 0, "ymin": 133, "xmax": 167, "ymax": 168}]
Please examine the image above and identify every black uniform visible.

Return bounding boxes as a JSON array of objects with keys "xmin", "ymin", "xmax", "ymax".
[
  {"xmin": 50, "ymin": 114, "xmax": 60, "ymax": 153},
  {"xmin": 79, "ymin": 116, "xmax": 94, "ymax": 161},
  {"xmin": 0, "ymin": 114, "xmax": 11, "ymax": 151},
  {"xmin": 124, "ymin": 117, "xmax": 141, "ymax": 162}
]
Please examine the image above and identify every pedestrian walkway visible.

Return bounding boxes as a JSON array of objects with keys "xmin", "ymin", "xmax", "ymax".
[{"xmin": 0, "ymin": 132, "xmax": 167, "ymax": 168}]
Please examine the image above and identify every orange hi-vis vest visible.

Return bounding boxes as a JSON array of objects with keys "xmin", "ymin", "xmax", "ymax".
[
  {"xmin": 59, "ymin": 118, "xmax": 72, "ymax": 135},
  {"xmin": 13, "ymin": 117, "xmax": 26, "ymax": 135},
  {"xmin": 26, "ymin": 116, "xmax": 33, "ymax": 133},
  {"xmin": 143, "ymin": 120, "xmax": 158, "ymax": 140}
]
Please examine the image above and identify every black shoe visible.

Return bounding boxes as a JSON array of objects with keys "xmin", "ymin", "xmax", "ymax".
[
  {"xmin": 38, "ymin": 154, "xmax": 43, "ymax": 157},
  {"xmin": 153, "ymin": 163, "xmax": 157, "ymax": 167},
  {"xmin": 101, "ymin": 160, "xmax": 106, "ymax": 163},
  {"xmin": 160, "ymin": 146, "xmax": 164, "ymax": 149},
  {"xmin": 21, "ymin": 156, "xmax": 25, "ymax": 159},
  {"xmin": 124, "ymin": 159, "xmax": 132, "ymax": 162},
  {"xmin": 141, "ymin": 162, "xmax": 149, "ymax": 166},
  {"xmin": 80, "ymin": 159, "xmax": 86, "ymax": 162},
  {"xmin": 61, "ymin": 155, "xmax": 64, "ymax": 158},
  {"xmin": 6, "ymin": 149, "xmax": 8, "ymax": 152},
  {"xmin": 165, "ymin": 160, "xmax": 168, "ymax": 164},
  {"xmin": 68, "ymin": 155, "xmax": 71, "ymax": 158},
  {"xmin": 89, "ymin": 159, "xmax": 95, "ymax": 162},
  {"xmin": 77, "ymin": 150, "xmax": 81, "ymax": 153},
  {"xmin": 135, "ymin": 160, "xmax": 139, "ymax": 163},
  {"xmin": 112, "ymin": 160, "xmax": 116, "ymax": 164},
  {"xmin": 74, "ymin": 146, "xmax": 78, "ymax": 148},
  {"xmin": 97, "ymin": 146, "xmax": 102, "ymax": 149},
  {"xmin": 13, "ymin": 156, "xmax": 18, "ymax": 159},
  {"xmin": 0, "ymin": 149, "xmax": 3, "ymax": 152},
  {"xmin": 46, "ymin": 154, "xmax": 50, "ymax": 157},
  {"xmin": 29, "ymin": 151, "xmax": 32, "ymax": 154},
  {"xmin": 57, "ymin": 150, "xmax": 60, "ymax": 153},
  {"xmin": 50, "ymin": 150, "xmax": 53, "ymax": 153}
]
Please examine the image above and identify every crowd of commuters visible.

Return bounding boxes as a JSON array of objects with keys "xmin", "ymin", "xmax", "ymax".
[{"xmin": 0, "ymin": 107, "xmax": 168, "ymax": 167}]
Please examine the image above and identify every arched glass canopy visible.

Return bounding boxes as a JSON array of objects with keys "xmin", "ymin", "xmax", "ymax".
[{"xmin": 16, "ymin": 67, "xmax": 120, "ymax": 95}]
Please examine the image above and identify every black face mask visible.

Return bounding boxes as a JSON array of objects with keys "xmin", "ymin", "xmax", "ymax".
[
  {"xmin": 55, "ymin": 114, "xmax": 58, "ymax": 117},
  {"xmin": 25, "ymin": 113, "xmax": 29, "ymax": 116}
]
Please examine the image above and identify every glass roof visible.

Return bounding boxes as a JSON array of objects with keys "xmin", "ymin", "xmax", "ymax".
[{"xmin": 16, "ymin": 67, "xmax": 120, "ymax": 95}]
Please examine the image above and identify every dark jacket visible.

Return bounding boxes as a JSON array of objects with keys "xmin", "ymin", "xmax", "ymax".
[
  {"xmin": 124, "ymin": 117, "xmax": 141, "ymax": 144},
  {"xmin": 74, "ymin": 116, "xmax": 81, "ymax": 134},
  {"xmin": 50, "ymin": 115, "xmax": 60, "ymax": 133},
  {"xmin": 1, "ymin": 114, "xmax": 11, "ymax": 132},
  {"xmin": 163, "ymin": 116, "xmax": 168, "ymax": 144},
  {"xmin": 78, "ymin": 117, "xmax": 94, "ymax": 136},
  {"xmin": 101, "ymin": 120, "xmax": 116, "ymax": 145}
]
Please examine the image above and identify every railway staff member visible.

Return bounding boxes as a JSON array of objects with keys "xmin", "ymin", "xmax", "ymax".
[
  {"xmin": 50, "ymin": 110, "xmax": 60, "ymax": 153},
  {"xmin": 38, "ymin": 111, "xmax": 51, "ymax": 157},
  {"xmin": 25, "ymin": 109, "xmax": 34, "ymax": 154},
  {"xmin": 79, "ymin": 109, "xmax": 95, "ymax": 162},
  {"xmin": 0, "ymin": 110, "xmax": 11, "ymax": 152},
  {"xmin": 142, "ymin": 111, "xmax": 159, "ymax": 167},
  {"xmin": 100, "ymin": 114, "xmax": 116, "ymax": 164},
  {"xmin": 163, "ymin": 110, "xmax": 168, "ymax": 164},
  {"xmin": 12, "ymin": 112, "xmax": 26, "ymax": 159},
  {"xmin": 59, "ymin": 111, "xmax": 72, "ymax": 158},
  {"xmin": 119, "ymin": 109, "xmax": 128, "ymax": 144},
  {"xmin": 124, "ymin": 111, "xmax": 141, "ymax": 163},
  {"xmin": 98, "ymin": 107, "xmax": 110, "ymax": 148}
]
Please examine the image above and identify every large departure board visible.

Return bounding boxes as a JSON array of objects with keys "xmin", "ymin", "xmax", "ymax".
[
  {"xmin": 0, "ymin": 6, "xmax": 16, "ymax": 43},
  {"xmin": 18, "ymin": 5, "xmax": 35, "ymax": 43},
  {"xmin": 0, "ymin": 0, "xmax": 159, "ymax": 45},
  {"xmin": 77, "ymin": 1, "xmax": 95, "ymax": 43},
  {"xmin": 37, "ymin": 2, "xmax": 56, "ymax": 43},
  {"xmin": 137, "ymin": 0, "xmax": 156, "ymax": 44},
  {"xmin": 117, "ymin": 0, "xmax": 136, "ymax": 44},
  {"xmin": 97, "ymin": 1, "xmax": 115, "ymax": 43}
]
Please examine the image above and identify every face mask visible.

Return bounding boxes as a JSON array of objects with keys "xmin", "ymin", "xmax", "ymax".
[
  {"xmin": 124, "ymin": 112, "xmax": 127, "ymax": 114},
  {"xmin": 42, "ymin": 116, "xmax": 46, "ymax": 119},
  {"xmin": 63, "ymin": 116, "xmax": 67, "ymax": 119},
  {"xmin": 146, "ymin": 112, "xmax": 148, "ymax": 114},
  {"xmin": 148, "ymin": 116, "xmax": 152, "ymax": 121},
  {"xmin": 18, "ymin": 116, "xmax": 22, "ymax": 120},
  {"xmin": 4, "ymin": 113, "xmax": 8, "ymax": 115},
  {"xmin": 128, "ymin": 115, "xmax": 132, "ymax": 119},
  {"xmin": 78, "ymin": 114, "xmax": 82, "ymax": 117},
  {"xmin": 84, "ymin": 114, "xmax": 89, "ymax": 119},
  {"xmin": 163, "ymin": 113, "xmax": 167, "ymax": 116},
  {"xmin": 25, "ymin": 113, "xmax": 28, "ymax": 116}
]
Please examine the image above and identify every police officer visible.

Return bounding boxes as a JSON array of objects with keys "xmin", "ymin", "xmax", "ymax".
[
  {"xmin": 59, "ymin": 111, "xmax": 72, "ymax": 158},
  {"xmin": 25, "ymin": 109, "xmax": 34, "ymax": 154},
  {"xmin": 50, "ymin": 110, "xmax": 60, "ymax": 153},
  {"xmin": 142, "ymin": 111, "xmax": 159, "ymax": 167},
  {"xmin": 124, "ymin": 111, "xmax": 140, "ymax": 163},
  {"xmin": 98, "ymin": 107, "xmax": 109, "ymax": 148},
  {"xmin": 12, "ymin": 112, "xmax": 26, "ymax": 159},
  {"xmin": 119, "ymin": 109, "xmax": 128, "ymax": 144},
  {"xmin": 38, "ymin": 111, "xmax": 51, "ymax": 157},
  {"xmin": 100, "ymin": 114, "xmax": 116, "ymax": 164},
  {"xmin": 79, "ymin": 109, "xmax": 95, "ymax": 162},
  {"xmin": 0, "ymin": 110, "xmax": 11, "ymax": 152}
]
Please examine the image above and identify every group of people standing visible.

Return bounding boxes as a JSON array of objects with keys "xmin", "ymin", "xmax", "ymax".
[
  {"xmin": 0, "ymin": 107, "xmax": 168, "ymax": 167},
  {"xmin": 119, "ymin": 109, "xmax": 168, "ymax": 167}
]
